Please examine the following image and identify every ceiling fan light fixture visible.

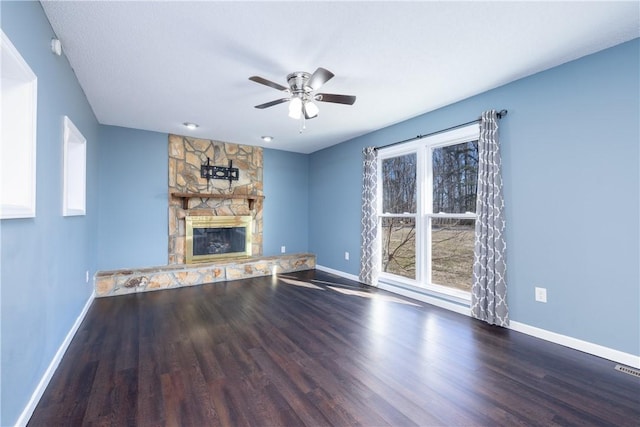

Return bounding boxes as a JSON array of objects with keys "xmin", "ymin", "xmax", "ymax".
[
  {"xmin": 288, "ymin": 97, "xmax": 302, "ymax": 119},
  {"xmin": 304, "ymin": 101, "xmax": 319, "ymax": 118}
]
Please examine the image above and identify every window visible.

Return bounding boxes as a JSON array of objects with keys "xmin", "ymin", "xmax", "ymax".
[
  {"xmin": 428, "ymin": 141, "xmax": 478, "ymax": 293},
  {"xmin": 378, "ymin": 124, "xmax": 479, "ymax": 299},
  {"xmin": 380, "ymin": 153, "xmax": 416, "ymax": 279}
]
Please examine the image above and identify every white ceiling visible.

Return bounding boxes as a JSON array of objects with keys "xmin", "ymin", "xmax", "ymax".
[{"xmin": 41, "ymin": 1, "xmax": 639, "ymax": 154}]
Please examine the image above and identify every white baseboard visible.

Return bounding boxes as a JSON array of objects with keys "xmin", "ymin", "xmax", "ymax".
[
  {"xmin": 315, "ymin": 265, "xmax": 640, "ymax": 369},
  {"xmin": 15, "ymin": 291, "xmax": 95, "ymax": 427},
  {"xmin": 509, "ymin": 321, "xmax": 640, "ymax": 369},
  {"xmin": 315, "ymin": 264, "xmax": 360, "ymax": 282}
]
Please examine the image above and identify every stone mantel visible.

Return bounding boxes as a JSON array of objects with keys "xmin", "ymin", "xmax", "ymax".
[{"xmin": 171, "ymin": 191, "xmax": 264, "ymax": 211}]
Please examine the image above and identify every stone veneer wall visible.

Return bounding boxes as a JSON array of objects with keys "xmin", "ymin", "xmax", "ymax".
[{"xmin": 168, "ymin": 134, "xmax": 263, "ymax": 264}]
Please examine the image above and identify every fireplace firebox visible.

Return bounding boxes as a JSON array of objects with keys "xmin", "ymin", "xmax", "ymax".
[{"xmin": 185, "ymin": 216, "xmax": 252, "ymax": 263}]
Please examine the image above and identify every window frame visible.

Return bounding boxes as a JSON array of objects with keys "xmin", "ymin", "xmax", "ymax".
[{"xmin": 377, "ymin": 123, "xmax": 479, "ymax": 302}]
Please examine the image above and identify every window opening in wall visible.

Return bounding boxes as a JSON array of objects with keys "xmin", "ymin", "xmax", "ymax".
[
  {"xmin": 378, "ymin": 124, "xmax": 479, "ymax": 300},
  {"xmin": 1, "ymin": 30, "xmax": 38, "ymax": 219}
]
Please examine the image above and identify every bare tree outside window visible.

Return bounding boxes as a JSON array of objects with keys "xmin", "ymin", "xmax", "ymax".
[
  {"xmin": 432, "ymin": 142, "xmax": 478, "ymax": 213},
  {"xmin": 381, "ymin": 217, "xmax": 416, "ymax": 279},
  {"xmin": 381, "ymin": 154, "xmax": 416, "ymax": 279},
  {"xmin": 431, "ymin": 141, "xmax": 478, "ymax": 291},
  {"xmin": 382, "ymin": 154, "xmax": 416, "ymax": 213}
]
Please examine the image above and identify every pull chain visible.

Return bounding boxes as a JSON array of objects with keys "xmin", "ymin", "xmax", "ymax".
[{"xmin": 299, "ymin": 114, "xmax": 306, "ymax": 133}]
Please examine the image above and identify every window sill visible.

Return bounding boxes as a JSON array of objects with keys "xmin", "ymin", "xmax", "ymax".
[
  {"xmin": 378, "ymin": 275, "xmax": 470, "ymax": 306},
  {"xmin": 377, "ymin": 280, "xmax": 471, "ymax": 316}
]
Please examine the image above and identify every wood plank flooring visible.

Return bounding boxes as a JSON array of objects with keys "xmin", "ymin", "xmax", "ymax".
[{"xmin": 28, "ymin": 269, "xmax": 640, "ymax": 426}]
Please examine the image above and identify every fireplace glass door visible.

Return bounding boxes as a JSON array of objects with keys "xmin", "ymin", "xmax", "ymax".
[{"xmin": 186, "ymin": 216, "xmax": 252, "ymax": 263}]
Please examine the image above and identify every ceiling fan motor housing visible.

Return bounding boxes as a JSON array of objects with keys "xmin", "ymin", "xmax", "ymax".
[{"xmin": 287, "ymin": 72, "xmax": 313, "ymax": 94}]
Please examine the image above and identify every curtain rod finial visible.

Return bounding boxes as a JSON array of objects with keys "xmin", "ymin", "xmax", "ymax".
[{"xmin": 498, "ymin": 109, "xmax": 508, "ymax": 118}]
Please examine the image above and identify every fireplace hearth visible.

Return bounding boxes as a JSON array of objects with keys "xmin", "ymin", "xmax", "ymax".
[{"xmin": 186, "ymin": 216, "xmax": 252, "ymax": 263}]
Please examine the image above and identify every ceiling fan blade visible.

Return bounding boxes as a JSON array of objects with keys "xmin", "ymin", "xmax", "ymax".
[
  {"xmin": 254, "ymin": 98, "xmax": 290, "ymax": 109},
  {"xmin": 307, "ymin": 67, "xmax": 334, "ymax": 91},
  {"xmin": 249, "ymin": 76, "xmax": 288, "ymax": 92},
  {"xmin": 315, "ymin": 93, "xmax": 356, "ymax": 105}
]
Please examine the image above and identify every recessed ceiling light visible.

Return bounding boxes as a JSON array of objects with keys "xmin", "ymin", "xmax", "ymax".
[
  {"xmin": 182, "ymin": 122, "xmax": 199, "ymax": 130},
  {"xmin": 261, "ymin": 136, "xmax": 273, "ymax": 142}
]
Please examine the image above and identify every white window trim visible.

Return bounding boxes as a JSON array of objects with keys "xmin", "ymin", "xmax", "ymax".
[
  {"xmin": 1, "ymin": 29, "xmax": 38, "ymax": 219},
  {"xmin": 63, "ymin": 116, "xmax": 87, "ymax": 216},
  {"xmin": 377, "ymin": 123, "xmax": 480, "ymax": 302}
]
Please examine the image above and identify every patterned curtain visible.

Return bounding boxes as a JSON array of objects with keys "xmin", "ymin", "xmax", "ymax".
[
  {"xmin": 471, "ymin": 110, "xmax": 508, "ymax": 326},
  {"xmin": 359, "ymin": 147, "xmax": 379, "ymax": 286}
]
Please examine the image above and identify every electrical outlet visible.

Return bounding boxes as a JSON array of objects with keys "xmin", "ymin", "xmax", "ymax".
[
  {"xmin": 85, "ymin": 270, "xmax": 89, "ymax": 284},
  {"xmin": 281, "ymin": 246, "xmax": 286, "ymax": 253},
  {"xmin": 535, "ymin": 287, "xmax": 547, "ymax": 303},
  {"xmin": 345, "ymin": 251, "xmax": 349, "ymax": 261}
]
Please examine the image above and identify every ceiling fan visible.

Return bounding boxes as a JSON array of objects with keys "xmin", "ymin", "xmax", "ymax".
[{"xmin": 249, "ymin": 67, "xmax": 356, "ymax": 120}]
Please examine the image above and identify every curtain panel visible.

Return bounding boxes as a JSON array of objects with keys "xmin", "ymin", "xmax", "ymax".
[
  {"xmin": 471, "ymin": 110, "xmax": 509, "ymax": 326},
  {"xmin": 359, "ymin": 147, "xmax": 379, "ymax": 286}
]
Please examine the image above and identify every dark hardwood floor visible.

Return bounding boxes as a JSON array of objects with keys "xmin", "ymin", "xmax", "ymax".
[{"xmin": 29, "ymin": 269, "xmax": 639, "ymax": 426}]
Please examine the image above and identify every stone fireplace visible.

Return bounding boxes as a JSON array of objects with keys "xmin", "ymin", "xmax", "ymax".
[
  {"xmin": 168, "ymin": 134, "xmax": 263, "ymax": 264},
  {"xmin": 93, "ymin": 134, "xmax": 316, "ymax": 298}
]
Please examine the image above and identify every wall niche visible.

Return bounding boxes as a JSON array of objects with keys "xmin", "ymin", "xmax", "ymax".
[{"xmin": 1, "ymin": 30, "xmax": 37, "ymax": 219}]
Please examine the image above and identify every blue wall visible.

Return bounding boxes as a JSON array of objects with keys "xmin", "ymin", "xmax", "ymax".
[
  {"xmin": 309, "ymin": 39, "xmax": 639, "ymax": 356},
  {"xmin": 309, "ymin": 140, "xmax": 363, "ymax": 272},
  {"xmin": 97, "ymin": 126, "xmax": 168, "ymax": 270},
  {"xmin": 263, "ymin": 148, "xmax": 309, "ymax": 256},
  {"xmin": 0, "ymin": 2, "xmax": 100, "ymax": 425}
]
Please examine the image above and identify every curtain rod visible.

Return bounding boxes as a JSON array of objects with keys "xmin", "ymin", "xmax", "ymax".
[{"xmin": 374, "ymin": 109, "xmax": 508, "ymax": 151}]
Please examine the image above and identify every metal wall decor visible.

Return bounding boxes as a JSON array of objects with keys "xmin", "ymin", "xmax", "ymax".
[{"xmin": 200, "ymin": 158, "xmax": 239, "ymax": 189}]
